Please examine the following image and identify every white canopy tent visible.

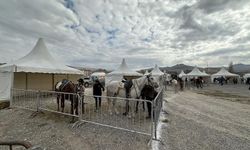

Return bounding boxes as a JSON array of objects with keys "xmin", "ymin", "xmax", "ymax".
[
  {"xmin": 0, "ymin": 38, "xmax": 83, "ymax": 100},
  {"xmin": 211, "ymin": 68, "xmax": 239, "ymax": 82},
  {"xmin": 202, "ymin": 70, "xmax": 210, "ymax": 76},
  {"xmin": 243, "ymin": 73, "xmax": 250, "ymax": 79},
  {"xmin": 150, "ymin": 64, "xmax": 164, "ymax": 76},
  {"xmin": 150, "ymin": 64, "xmax": 164, "ymax": 85},
  {"xmin": 178, "ymin": 70, "xmax": 187, "ymax": 78},
  {"xmin": 187, "ymin": 67, "xmax": 208, "ymax": 77},
  {"xmin": 144, "ymin": 70, "xmax": 149, "ymax": 75},
  {"xmin": 105, "ymin": 58, "xmax": 142, "ymax": 85}
]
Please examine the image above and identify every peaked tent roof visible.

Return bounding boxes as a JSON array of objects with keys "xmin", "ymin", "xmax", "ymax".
[
  {"xmin": 211, "ymin": 67, "xmax": 239, "ymax": 77},
  {"xmin": 0, "ymin": 38, "xmax": 83, "ymax": 74},
  {"xmin": 178, "ymin": 70, "xmax": 186, "ymax": 77},
  {"xmin": 150, "ymin": 64, "xmax": 164, "ymax": 76},
  {"xmin": 243, "ymin": 73, "xmax": 250, "ymax": 79},
  {"xmin": 108, "ymin": 58, "xmax": 142, "ymax": 76},
  {"xmin": 187, "ymin": 67, "xmax": 208, "ymax": 77},
  {"xmin": 202, "ymin": 70, "xmax": 210, "ymax": 76}
]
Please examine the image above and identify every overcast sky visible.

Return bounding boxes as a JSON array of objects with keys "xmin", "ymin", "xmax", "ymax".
[{"xmin": 0, "ymin": 0, "xmax": 250, "ymax": 70}]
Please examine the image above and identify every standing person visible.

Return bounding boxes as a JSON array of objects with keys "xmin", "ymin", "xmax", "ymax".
[
  {"xmin": 77, "ymin": 78, "xmax": 85, "ymax": 95},
  {"xmin": 122, "ymin": 77, "xmax": 133, "ymax": 116},
  {"xmin": 172, "ymin": 78, "xmax": 178, "ymax": 93},
  {"xmin": 93, "ymin": 79, "xmax": 105, "ymax": 111}
]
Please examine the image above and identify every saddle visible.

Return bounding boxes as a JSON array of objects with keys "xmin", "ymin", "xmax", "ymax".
[{"xmin": 58, "ymin": 79, "xmax": 70, "ymax": 91}]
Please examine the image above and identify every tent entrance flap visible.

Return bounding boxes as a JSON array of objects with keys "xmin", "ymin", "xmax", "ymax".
[{"xmin": 0, "ymin": 72, "xmax": 13, "ymax": 100}]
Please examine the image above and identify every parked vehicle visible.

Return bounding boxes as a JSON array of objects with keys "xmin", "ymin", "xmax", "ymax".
[{"xmin": 82, "ymin": 77, "xmax": 93, "ymax": 87}]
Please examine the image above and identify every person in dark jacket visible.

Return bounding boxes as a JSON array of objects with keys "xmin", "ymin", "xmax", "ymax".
[
  {"xmin": 93, "ymin": 79, "xmax": 105, "ymax": 111},
  {"xmin": 122, "ymin": 77, "xmax": 133, "ymax": 98}
]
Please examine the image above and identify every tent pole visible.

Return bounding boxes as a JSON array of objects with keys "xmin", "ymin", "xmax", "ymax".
[
  {"xmin": 52, "ymin": 74, "xmax": 54, "ymax": 91},
  {"xmin": 25, "ymin": 73, "xmax": 28, "ymax": 90}
]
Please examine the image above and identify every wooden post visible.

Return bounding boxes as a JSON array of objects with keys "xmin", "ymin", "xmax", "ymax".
[
  {"xmin": 52, "ymin": 74, "xmax": 54, "ymax": 90},
  {"xmin": 25, "ymin": 73, "xmax": 28, "ymax": 90}
]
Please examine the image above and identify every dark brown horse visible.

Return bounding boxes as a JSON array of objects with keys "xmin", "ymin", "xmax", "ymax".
[
  {"xmin": 55, "ymin": 79, "xmax": 84, "ymax": 115},
  {"xmin": 140, "ymin": 84, "xmax": 158, "ymax": 118}
]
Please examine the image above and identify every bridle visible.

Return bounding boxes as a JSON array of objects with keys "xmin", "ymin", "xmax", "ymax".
[{"xmin": 133, "ymin": 75, "xmax": 155, "ymax": 98}]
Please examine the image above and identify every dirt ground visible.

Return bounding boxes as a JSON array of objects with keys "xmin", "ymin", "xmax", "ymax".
[
  {"xmin": 157, "ymin": 84, "xmax": 250, "ymax": 150},
  {"xmin": 0, "ymin": 108, "xmax": 150, "ymax": 150},
  {"xmin": 0, "ymin": 87, "xmax": 151, "ymax": 150}
]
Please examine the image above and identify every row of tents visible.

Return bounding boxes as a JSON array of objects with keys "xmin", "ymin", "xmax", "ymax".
[
  {"xmin": 105, "ymin": 59, "xmax": 167, "ymax": 85},
  {"xmin": 178, "ymin": 67, "xmax": 240, "ymax": 82},
  {"xmin": 0, "ymin": 38, "xmax": 165, "ymax": 101},
  {"xmin": 0, "ymin": 38, "xmax": 249, "ymax": 100}
]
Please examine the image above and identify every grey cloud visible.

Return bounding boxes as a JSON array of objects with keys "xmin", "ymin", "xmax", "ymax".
[
  {"xmin": 196, "ymin": 0, "xmax": 250, "ymax": 14},
  {"xmin": 1, "ymin": 0, "xmax": 250, "ymax": 69},
  {"xmin": 199, "ymin": 45, "xmax": 250, "ymax": 57}
]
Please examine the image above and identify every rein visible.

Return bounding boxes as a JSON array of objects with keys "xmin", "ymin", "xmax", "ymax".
[
  {"xmin": 60, "ymin": 80, "xmax": 70, "ymax": 91},
  {"xmin": 133, "ymin": 76, "xmax": 148, "ymax": 98}
]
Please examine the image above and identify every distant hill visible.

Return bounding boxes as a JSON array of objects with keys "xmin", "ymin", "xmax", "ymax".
[
  {"xmin": 142, "ymin": 63, "xmax": 250, "ymax": 75},
  {"xmin": 160, "ymin": 64, "xmax": 194, "ymax": 74},
  {"xmin": 233, "ymin": 63, "xmax": 250, "ymax": 73},
  {"xmin": 70, "ymin": 63, "xmax": 250, "ymax": 76}
]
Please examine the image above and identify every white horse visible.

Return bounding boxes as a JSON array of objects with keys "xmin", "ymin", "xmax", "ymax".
[{"xmin": 106, "ymin": 74, "xmax": 159, "ymax": 117}]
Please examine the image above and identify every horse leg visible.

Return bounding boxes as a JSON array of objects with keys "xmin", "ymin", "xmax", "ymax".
[
  {"xmin": 113, "ymin": 98, "xmax": 119, "ymax": 115},
  {"xmin": 107, "ymin": 97, "xmax": 112, "ymax": 115},
  {"xmin": 123, "ymin": 100, "xmax": 128, "ymax": 116},
  {"xmin": 135, "ymin": 101, "xmax": 139, "ymax": 113},
  {"xmin": 75, "ymin": 96, "xmax": 79, "ymax": 115},
  {"xmin": 143, "ymin": 101, "xmax": 145, "ymax": 112},
  {"xmin": 146, "ymin": 101, "xmax": 152, "ymax": 119},
  {"xmin": 70, "ymin": 98, "xmax": 73, "ymax": 115},
  {"xmin": 61, "ymin": 95, "xmax": 65, "ymax": 113},
  {"xmin": 56, "ymin": 94, "xmax": 60, "ymax": 111}
]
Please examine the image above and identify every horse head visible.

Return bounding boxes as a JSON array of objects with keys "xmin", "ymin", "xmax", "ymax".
[{"xmin": 145, "ymin": 73, "xmax": 159, "ymax": 89}]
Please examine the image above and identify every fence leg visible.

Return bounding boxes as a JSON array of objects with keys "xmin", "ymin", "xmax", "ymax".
[
  {"xmin": 36, "ymin": 91, "xmax": 40, "ymax": 112},
  {"xmin": 10, "ymin": 88, "xmax": 13, "ymax": 108},
  {"xmin": 78, "ymin": 94, "xmax": 82, "ymax": 121},
  {"xmin": 154, "ymin": 101, "xmax": 157, "ymax": 140},
  {"xmin": 151, "ymin": 101, "xmax": 154, "ymax": 141}
]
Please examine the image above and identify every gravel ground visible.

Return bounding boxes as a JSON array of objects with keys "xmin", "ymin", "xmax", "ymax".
[
  {"xmin": 157, "ymin": 85, "xmax": 250, "ymax": 150},
  {"xmin": 0, "ymin": 108, "xmax": 150, "ymax": 150},
  {"xmin": 0, "ymin": 87, "xmax": 151, "ymax": 150}
]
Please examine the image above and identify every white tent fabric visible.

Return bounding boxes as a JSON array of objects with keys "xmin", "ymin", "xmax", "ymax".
[
  {"xmin": 105, "ymin": 58, "xmax": 142, "ymax": 85},
  {"xmin": 0, "ymin": 38, "xmax": 83, "ymax": 100},
  {"xmin": 150, "ymin": 64, "xmax": 164, "ymax": 76},
  {"xmin": 108, "ymin": 58, "xmax": 142, "ymax": 76},
  {"xmin": 150, "ymin": 65, "xmax": 164, "ymax": 86},
  {"xmin": 243, "ymin": 73, "xmax": 250, "ymax": 79},
  {"xmin": 91, "ymin": 72, "xmax": 106, "ymax": 77},
  {"xmin": 201, "ymin": 70, "xmax": 210, "ymax": 76},
  {"xmin": 0, "ymin": 72, "xmax": 13, "ymax": 100},
  {"xmin": 178, "ymin": 70, "xmax": 187, "ymax": 78},
  {"xmin": 211, "ymin": 68, "xmax": 239, "ymax": 78},
  {"xmin": 187, "ymin": 67, "xmax": 207, "ymax": 77},
  {"xmin": 0, "ymin": 38, "xmax": 83, "ymax": 74}
]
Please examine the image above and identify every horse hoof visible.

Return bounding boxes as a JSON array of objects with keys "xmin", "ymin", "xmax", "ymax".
[{"xmin": 115, "ymin": 111, "xmax": 119, "ymax": 115}]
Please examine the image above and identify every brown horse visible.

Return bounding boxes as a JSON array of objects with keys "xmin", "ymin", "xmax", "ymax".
[{"xmin": 55, "ymin": 79, "xmax": 84, "ymax": 116}]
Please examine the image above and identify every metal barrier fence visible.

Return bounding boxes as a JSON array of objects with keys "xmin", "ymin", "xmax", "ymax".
[
  {"xmin": 11, "ymin": 88, "xmax": 163, "ymax": 140},
  {"xmin": 153, "ymin": 88, "xmax": 164, "ymax": 139}
]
